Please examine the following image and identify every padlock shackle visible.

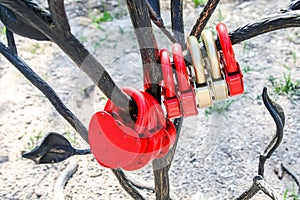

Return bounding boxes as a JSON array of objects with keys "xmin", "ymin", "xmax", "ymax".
[
  {"xmin": 216, "ymin": 23, "xmax": 238, "ymax": 74},
  {"xmin": 172, "ymin": 43, "xmax": 190, "ymax": 91},
  {"xmin": 160, "ymin": 49, "xmax": 176, "ymax": 98}
]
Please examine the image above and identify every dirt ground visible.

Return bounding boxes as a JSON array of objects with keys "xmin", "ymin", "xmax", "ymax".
[{"xmin": 0, "ymin": 0, "xmax": 299, "ymax": 199}]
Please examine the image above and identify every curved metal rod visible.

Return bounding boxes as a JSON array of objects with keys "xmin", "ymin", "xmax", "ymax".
[
  {"xmin": 171, "ymin": 0, "xmax": 185, "ymax": 46},
  {"xmin": 258, "ymin": 87, "xmax": 285, "ymax": 177},
  {"xmin": 146, "ymin": 1, "xmax": 177, "ymax": 43},
  {"xmin": 0, "ymin": 41, "xmax": 89, "ymax": 142},
  {"xmin": 112, "ymin": 169, "xmax": 145, "ymax": 200},
  {"xmin": 5, "ymin": 29, "xmax": 17, "ymax": 54},
  {"xmin": 235, "ymin": 175, "xmax": 282, "ymax": 200},
  {"xmin": 0, "ymin": 35, "xmax": 145, "ymax": 200},
  {"xmin": 189, "ymin": 0, "xmax": 221, "ymax": 40},
  {"xmin": 0, "ymin": 0, "xmax": 134, "ymax": 111},
  {"xmin": 226, "ymin": 10, "xmax": 300, "ymax": 49}
]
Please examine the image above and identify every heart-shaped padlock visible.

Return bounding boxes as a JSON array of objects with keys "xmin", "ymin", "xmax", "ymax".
[{"xmin": 89, "ymin": 87, "xmax": 176, "ymax": 170}]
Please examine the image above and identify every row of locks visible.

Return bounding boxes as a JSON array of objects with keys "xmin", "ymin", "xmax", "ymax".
[
  {"xmin": 88, "ymin": 23, "xmax": 244, "ymax": 170},
  {"xmin": 161, "ymin": 23, "xmax": 244, "ymax": 119}
]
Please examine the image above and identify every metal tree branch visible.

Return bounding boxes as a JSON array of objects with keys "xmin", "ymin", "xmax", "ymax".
[
  {"xmin": 0, "ymin": 0, "xmax": 134, "ymax": 111},
  {"xmin": 125, "ymin": 1, "xmax": 170, "ymax": 199},
  {"xmin": 147, "ymin": 1, "xmax": 177, "ymax": 43},
  {"xmin": 47, "ymin": 0, "xmax": 70, "ymax": 33},
  {"xmin": 258, "ymin": 87, "xmax": 285, "ymax": 177},
  {"xmin": 112, "ymin": 169, "xmax": 145, "ymax": 200},
  {"xmin": 235, "ymin": 176, "xmax": 282, "ymax": 200},
  {"xmin": 227, "ymin": 10, "xmax": 300, "ymax": 48},
  {"xmin": 149, "ymin": 1, "xmax": 185, "ymax": 199},
  {"xmin": 0, "ymin": 33, "xmax": 146, "ymax": 200},
  {"xmin": 126, "ymin": 0, "xmax": 161, "ymax": 98},
  {"xmin": 5, "ymin": 29, "xmax": 17, "ymax": 54},
  {"xmin": 0, "ymin": 41, "xmax": 89, "ymax": 142},
  {"xmin": 189, "ymin": 0, "xmax": 220, "ymax": 40},
  {"xmin": 278, "ymin": 163, "xmax": 300, "ymax": 195},
  {"xmin": 171, "ymin": 0, "xmax": 185, "ymax": 46},
  {"xmin": 235, "ymin": 88, "xmax": 285, "ymax": 200}
]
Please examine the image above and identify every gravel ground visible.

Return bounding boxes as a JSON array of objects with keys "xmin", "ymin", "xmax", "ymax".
[{"xmin": 0, "ymin": 0, "xmax": 299, "ymax": 200}]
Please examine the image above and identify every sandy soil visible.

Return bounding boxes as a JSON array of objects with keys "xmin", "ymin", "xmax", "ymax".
[{"xmin": 0, "ymin": 0, "xmax": 299, "ymax": 199}]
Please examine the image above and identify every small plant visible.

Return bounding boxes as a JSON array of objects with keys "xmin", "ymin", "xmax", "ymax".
[
  {"xmin": 205, "ymin": 100, "xmax": 234, "ymax": 116},
  {"xmin": 192, "ymin": 0, "xmax": 207, "ymax": 7},
  {"xmin": 287, "ymin": 51, "xmax": 298, "ymax": 64},
  {"xmin": 92, "ymin": 10, "xmax": 113, "ymax": 24},
  {"xmin": 91, "ymin": 10, "xmax": 114, "ymax": 30},
  {"xmin": 243, "ymin": 65, "xmax": 253, "ymax": 73},
  {"xmin": 30, "ymin": 43, "xmax": 42, "ymax": 54},
  {"xmin": 243, "ymin": 41, "xmax": 252, "ymax": 54},
  {"xmin": 28, "ymin": 132, "xmax": 43, "ymax": 150},
  {"xmin": 269, "ymin": 73, "xmax": 300, "ymax": 100},
  {"xmin": 218, "ymin": 9, "xmax": 226, "ymax": 22},
  {"xmin": 283, "ymin": 188, "xmax": 300, "ymax": 200}
]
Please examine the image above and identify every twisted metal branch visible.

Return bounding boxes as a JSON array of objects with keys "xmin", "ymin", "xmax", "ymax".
[
  {"xmin": 227, "ymin": 11, "xmax": 300, "ymax": 48},
  {"xmin": 171, "ymin": 0, "xmax": 185, "ymax": 46},
  {"xmin": 146, "ymin": 1, "xmax": 177, "ymax": 43},
  {"xmin": 258, "ymin": 87, "xmax": 285, "ymax": 177},
  {"xmin": 0, "ymin": 41, "xmax": 89, "ymax": 142},
  {"xmin": 0, "ymin": 0, "xmax": 134, "ymax": 111},
  {"xmin": 5, "ymin": 29, "xmax": 17, "ymax": 54},
  {"xmin": 235, "ymin": 88, "xmax": 285, "ymax": 200},
  {"xmin": 189, "ymin": 0, "xmax": 220, "ymax": 40},
  {"xmin": 47, "ymin": 0, "xmax": 70, "ymax": 33},
  {"xmin": 236, "ymin": 176, "xmax": 282, "ymax": 200},
  {"xmin": 0, "ymin": 28, "xmax": 147, "ymax": 200}
]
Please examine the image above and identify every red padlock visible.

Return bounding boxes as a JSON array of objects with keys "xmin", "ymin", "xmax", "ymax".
[
  {"xmin": 156, "ymin": 120, "xmax": 176, "ymax": 158},
  {"xmin": 172, "ymin": 43, "xmax": 198, "ymax": 117},
  {"xmin": 216, "ymin": 23, "xmax": 238, "ymax": 73},
  {"xmin": 160, "ymin": 49, "xmax": 181, "ymax": 119},
  {"xmin": 89, "ymin": 87, "xmax": 177, "ymax": 170},
  {"xmin": 216, "ymin": 23, "xmax": 244, "ymax": 96},
  {"xmin": 89, "ymin": 111, "xmax": 147, "ymax": 169}
]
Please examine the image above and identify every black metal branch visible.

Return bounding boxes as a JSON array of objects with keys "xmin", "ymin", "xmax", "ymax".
[
  {"xmin": 258, "ymin": 87, "xmax": 285, "ymax": 177},
  {"xmin": 0, "ymin": 0, "xmax": 134, "ymax": 111},
  {"xmin": 0, "ymin": 38, "xmax": 149, "ymax": 200},
  {"xmin": 47, "ymin": 0, "xmax": 70, "ymax": 33},
  {"xmin": 235, "ymin": 176, "xmax": 281, "ymax": 200},
  {"xmin": 0, "ymin": 3, "xmax": 50, "ymax": 41},
  {"xmin": 74, "ymin": 149, "xmax": 91, "ymax": 155},
  {"xmin": 146, "ymin": 1, "xmax": 177, "ymax": 43},
  {"xmin": 171, "ymin": 0, "xmax": 185, "ymax": 47},
  {"xmin": 149, "ymin": 4, "xmax": 186, "ymax": 196},
  {"xmin": 235, "ymin": 88, "xmax": 285, "ymax": 200},
  {"xmin": 112, "ymin": 169, "xmax": 145, "ymax": 200},
  {"xmin": 224, "ymin": 11, "xmax": 300, "ymax": 49},
  {"xmin": 5, "ymin": 29, "xmax": 17, "ymax": 54},
  {"xmin": 152, "ymin": 117, "xmax": 183, "ymax": 199},
  {"xmin": 126, "ymin": 0, "xmax": 161, "ymax": 99},
  {"xmin": 289, "ymin": 0, "xmax": 300, "ymax": 11},
  {"xmin": 189, "ymin": 0, "xmax": 220, "ymax": 40},
  {"xmin": 280, "ymin": 163, "xmax": 300, "ymax": 197},
  {"xmin": 0, "ymin": 41, "xmax": 89, "ymax": 142}
]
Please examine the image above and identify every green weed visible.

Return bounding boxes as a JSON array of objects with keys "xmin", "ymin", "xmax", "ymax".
[
  {"xmin": 218, "ymin": 9, "xmax": 225, "ymax": 22},
  {"xmin": 285, "ymin": 51, "xmax": 298, "ymax": 64},
  {"xmin": 283, "ymin": 188, "xmax": 300, "ymax": 200},
  {"xmin": 269, "ymin": 73, "xmax": 300, "ymax": 100},
  {"xmin": 63, "ymin": 131, "xmax": 77, "ymax": 145},
  {"xmin": 30, "ymin": 43, "xmax": 42, "ymax": 54},
  {"xmin": 205, "ymin": 100, "xmax": 234, "ymax": 116},
  {"xmin": 243, "ymin": 65, "xmax": 253, "ymax": 73},
  {"xmin": 243, "ymin": 42, "xmax": 251, "ymax": 54},
  {"xmin": 92, "ymin": 10, "xmax": 113, "ymax": 23},
  {"xmin": 192, "ymin": 0, "xmax": 207, "ymax": 7},
  {"xmin": 28, "ymin": 132, "xmax": 43, "ymax": 150}
]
